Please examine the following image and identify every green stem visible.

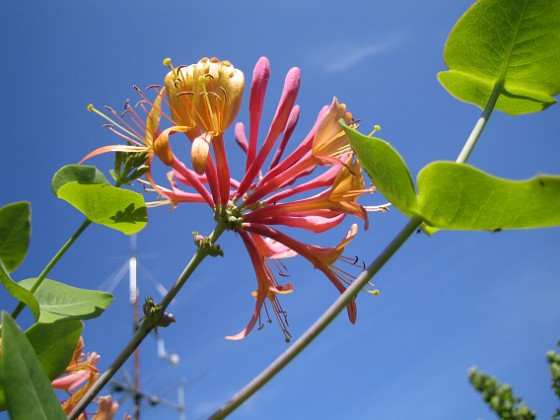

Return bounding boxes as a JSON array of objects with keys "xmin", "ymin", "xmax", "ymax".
[
  {"xmin": 456, "ymin": 82, "xmax": 502, "ymax": 164},
  {"xmin": 209, "ymin": 84, "xmax": 503, "ymax": 419},
  {"xmin": 68, "ymin": 222, "xmax": 227, "ymax": 420},
  {"xmin": 209, "ymin": 215, "xmax": 422, "ymax": 420},
  {"xmin": 10, "ymin": 218, "xmax": 92, "ymax": 319}
]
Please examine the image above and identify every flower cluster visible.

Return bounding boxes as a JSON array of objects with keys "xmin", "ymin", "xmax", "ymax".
[
  {"xmin": 85, "ymin": 57, "xmax": 384, "ymax": 341},
  {"xmin": 52, "ymin": 337, "xmax": 120, "ymax": 419}
]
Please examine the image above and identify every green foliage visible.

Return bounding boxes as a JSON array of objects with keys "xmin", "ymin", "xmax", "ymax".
[
  {"xmin": 342, "ymin": 128, "xmax": 417, "ymax": 217},
  {"xmin": 110, "ymin": 150, "xmax": 150, "ymax": 186},
  {"xmin": 469, "ymin": 367, "xmax": 536, "ymax": 419},
  {"xmin": 547, "ymin": 341, "xmax": 560, "ymax": 418},
  {"xmin": 51, "ymin": 164, "xmax": 109, "ymax": 193},
  {"xmin": 0, "ymin": 202, "xmax": 30, "ymax": 272},
  {"xmin": 438, "ymin": 0, "xmax": 560, "ymax": 115},
  {"xmin": 0, "ymin": 312, "xmax": 67, "ymax": 420},
  {"xmin": 18, "ymin": 278, "xmax": 113, "ymax": 323},
  {"xmin": 0, "ymin": 320, "xmax": 83, "ymax": 411},
  {"xmin": 344, "ymin": 125, "xmax": 560, "ymax": 232},
  {"xmin": 0, "ymin": 260, "xmax": 40, "ymax": 321},
  {"xmin": 416, "ymin": 162, "xmax": 560, "ymax": 230},
  {"xmin": 52, "ymin": 164, "xmax": 148, "ymax": 234},
  {"xmin": 25, "ymin": 320, "xmax": 83, "ymax": 380}
]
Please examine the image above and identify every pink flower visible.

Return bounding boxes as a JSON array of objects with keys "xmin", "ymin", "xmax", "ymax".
[
  {"xmin": 51, "ymin": 337, "xmax": 103, "ymax": 416},
  {"xmin": 87, "ymin": 57, "xmax": 384, "ymax": 340},
  {"xmin": 163, "ymin": 57, "xmax": 381, "ymax": 340}
]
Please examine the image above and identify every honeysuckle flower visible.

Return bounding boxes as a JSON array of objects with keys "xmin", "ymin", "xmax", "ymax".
[
  {"xmin": 164, "ymin": 57, "xmax": 244, "ymax": 135},
  {"xmin": 90, "ymin": 396, "xmax": 123, "ymax": 420},
  {"xmin": 85, "ymin": 56, "xmax": 385, "ymax": 340},
  {"xmin": 52, "ymin": 337, "xmax": 102, "ymax": 415},
  {"xmin": 81, "ymin": 87, "xmax": 193, "ymax": 188},
  {"xmin": 161, "ymin": 57, "xmax": 380, "ymax": 340},
  {"xmin": 164, "ymin": 57, "xmax": 244, "ymax": 176}
]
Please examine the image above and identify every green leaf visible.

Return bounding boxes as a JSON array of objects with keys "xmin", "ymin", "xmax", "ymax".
[
  {"xmin": 0, "ymin": 260, "xmax": 40, "ymax": 321},
  {"xmin": 0, "ymin": 201, "xmax": 31, "ymax": 272},
  {"xmin": 52, "ymin": 164, "xmax": 148, "ymax": 234},
  {"xmin": 19, "ymin": 278, "xmax": 113, "ymax": 323},
  {"xmin": 343, "ymin": 122, "xmax": 418, "ymax": 216},
  {"xmin": 52, "ymin": 164, "xmax": 110, "ymax": 195},
  {"xmin": 417, "ymin": 162, "xmax": 560, "ymax": 230},
  {"xmin": 25, "ymin": 320, "xmax": 83, "ymax": 380},
  {"xmin": 438, "ymin": 0, "xmax": 560, "ymax": 114},
  {"xmin": 0, "ymin": 312, "xmax": 67, "ymax": 420}
]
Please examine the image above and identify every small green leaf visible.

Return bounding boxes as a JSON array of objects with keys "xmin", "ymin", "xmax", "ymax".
[
  {"xmin": 51, "ymin": 164, "xmax": 109, "ymax": 195},
  {"xmin": 343, "ymin": 122, "xmax": 418, "ymax": 216},
  {"xmin": 0, "ymin": 312, "xmax": 67, "ymax": 420},
  {"xmin": 25, "ymin": 320, "xmax": 83, "ymax": 380},
  {"xmin": 417, "ymin": 162, "xmax": 560, "ymax": 230},
  {"xmin": 52, "ymin": 164, "xmax": 148, "ymax": 235},
  {"xmin": 0, "ymin": 201, "xmax": 31, "ymax": 272},
  {"xmin": 0, "ymin": 260, "xmax": 40, "ymax": 321},
  {"xmin": 19, "ymin": 278, "xmax": 113, "ymax": 323},
  {"xmin": 438, "ymin": 0, "xmax": 560, "ymax": 114}
]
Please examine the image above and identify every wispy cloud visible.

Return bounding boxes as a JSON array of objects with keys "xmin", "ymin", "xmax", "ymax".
[{"xmin": 306, "ymin": 34, "xmax": 402, "ymax": 74}]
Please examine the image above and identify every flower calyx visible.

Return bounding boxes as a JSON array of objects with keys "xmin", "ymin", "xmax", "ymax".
[
  {"xmin": 193, "ymin": 232, "xmax": 224, "ymax": 257},
  {"xmin": 110, "ymin": 150, "xmax": 150, "ymax": 186},
  {"xmin": 214, "ymin": 201, "xmax": 244, "ymax": 230},
  {"xmin": 142, "ymin": 297, "xmax": 176, "ymax": 334}
]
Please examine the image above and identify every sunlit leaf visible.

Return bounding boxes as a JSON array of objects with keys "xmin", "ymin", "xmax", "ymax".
[
  {"xmin": 417, "ymin": 162, "xmax": 560, "ymax": 230},
  {"xmin": 52, "ymin": 164, "xmax": 148, "ymax": 234},
  {"xmin": 0, "ymin": 260, "xmax": 40, "ymax": 321},
  {"xmin": 343, "ymin": 122, "xmax": 417, "ymax": 216},
  {"xmin": 0, "ymin": 312, "xmax": 66, "ymax": 420},
  {"xmin": 438, "ymin": 0, "xmax": 560, "ymax": 114},
  {"xmin": 0, "ymin": 201, "xmax": 30, "ymax": 272},
  {"xmin": 51, "ymin": 164, "xmax": 109, "ymax": 195},
  {"xmin": 19, "ymin": 278, "xmax": 113, "ymax": 323},
  {"xmin": 25, "ymin": 320, "xmax": 83, "ymax": 380}
]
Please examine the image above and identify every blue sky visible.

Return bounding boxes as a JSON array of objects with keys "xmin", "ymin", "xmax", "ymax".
[{"xmin": 1, "ymin": 0, "xmax": 560, "ymax": 419}]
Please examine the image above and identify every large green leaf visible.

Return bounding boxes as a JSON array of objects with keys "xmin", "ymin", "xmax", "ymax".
[
  {"xmin": 0, "ymin": 201, "xmax": 30, "ymax": 272},
  {"xmin": 0, "ymin": 260, "xmax": 40, "ymax": 321},
  {"xmin": 19, "ymin": 278, "xmax": 113, "ymax": 323},
  {"xmin": 25, "ymin": 320, "xmax": 83, "ymax": 380},
  {"xmin": 438, "ymin": 0, "xmax": 560, "ymax": 115},
  {"xmin": 0, "ymin": 320, "xmax": 82, "ymax": 411},
  {"xmin": 52, "ymin": 164, "xmax": 148, "ymax": 234},
  {"xmin": 346, "ymin": 123, "xmax": 560, "ymax": 231},
  {"xmin": 343, "ymin": 122, "xmax": 418, "ymax": 216},
  {"xmin": 51, "ymin": 164, "xmax": 109, "ymax": 195},
  {"xmin": 417, "ymin": 162, "xmax": 560, "ymax": 230},
  {"xmin": 0, "ymin": 312, "xmax": 67, "ymax": 420}
]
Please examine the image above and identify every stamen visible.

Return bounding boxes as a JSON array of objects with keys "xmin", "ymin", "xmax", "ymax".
[
  {"xmin": 87, "ymin": 104, "xmax": 141, "ymax": 143},
  {"xmin": 163, "ymin": 57, "xmax": 176, "ymax": 77},
  {"xmin": 269, "ymin": 297, "xmax": 291, "ymax": 343},
  {"xmin": 364, "ymin": 203, "xmax": 391, "ymax": 212},
  {"xmin": 368, "ymin": 125, "xmax": 381, "ymax": 136},
  {"xmin": 198, "ymin": 74, "xmax": 221, "ymax": 132}
]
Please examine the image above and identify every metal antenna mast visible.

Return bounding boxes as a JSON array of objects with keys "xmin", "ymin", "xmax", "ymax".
[
  {"xmin": 100, "ymin": 234, "xmax": 185, "ymax": 419},
  {"xmin": 129, "ymin": 234, "xmax": 141, "ymax": 420}
]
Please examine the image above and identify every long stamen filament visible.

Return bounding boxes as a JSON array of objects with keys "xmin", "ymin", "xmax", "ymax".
[{"xmin": 87, "ymin": 104, "xmax": 143, "ymax": 143}]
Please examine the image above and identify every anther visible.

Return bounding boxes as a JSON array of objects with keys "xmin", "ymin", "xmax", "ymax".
[
  {"xmin": 163, "ymin": 57, "xmax": 173, "ymax": 70},
  {"xmin": 368, "ymin": 125, "xmax": 382, "ymax": 136}
]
